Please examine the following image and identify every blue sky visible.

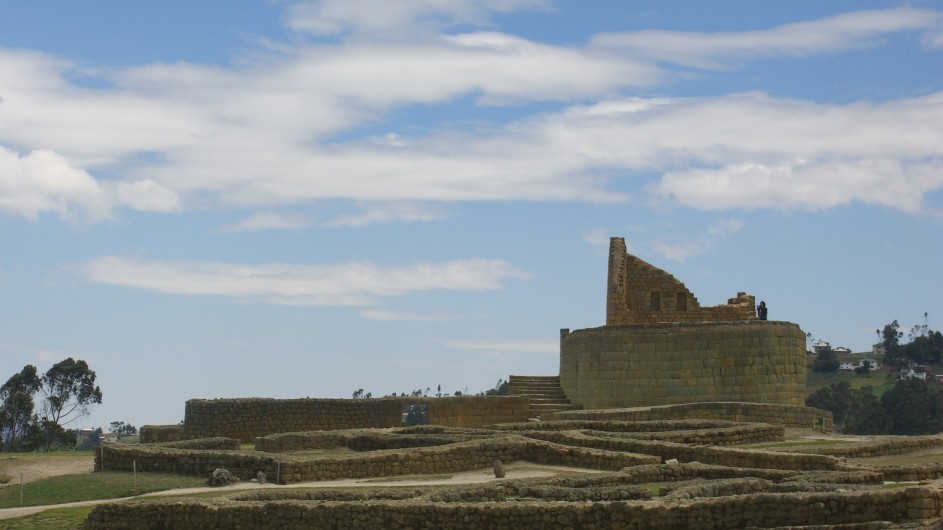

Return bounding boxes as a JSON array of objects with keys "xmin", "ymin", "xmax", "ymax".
[{"xmin": 1, "ymin": 1, "xmax": 941, "ymax": 430}]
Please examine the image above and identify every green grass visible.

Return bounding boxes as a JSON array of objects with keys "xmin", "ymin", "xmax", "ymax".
[
  {"xmin": 805, "ymin": 368, "xmax": 895, "ymax": 398},
  {"xmin": 0, "ymin": 472, "xmax": 11, "ymax": 484},
  {"xmin": 639, "ymin": 483, "xmax": 671, "ymax": 497},
  {"xmin": 0, "ymin": 471, "xmax": 207, "ymax": 509},
  {"xmin": 0, "ymin": 506, "xmax": 93, "ymax": 530}
]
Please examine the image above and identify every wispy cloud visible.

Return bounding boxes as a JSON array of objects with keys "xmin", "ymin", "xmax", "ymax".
[
  {"xmin": 653, "ymin": 240, "xmax": 712, "ymax": 263},
  {"xmin": 286, "ymin": 0, "xmax": 552, "ymax": 36},
  {"xmin": 323, "ymin": 202, "xmax": 448, "ymax": 227},
  {"xmin": 438, "ymin": 338, "xmax": 557, "ymax": 354},
  {"xmin": 654, "ymin": 217, "xmax": 744, "ymax": 262},
  {"xmin": 1, "ymin": 7, "xmax": 940, "ymax": 225},
  {"xmin": 221, "ymin": 212, "xmax": 313, "ymax": 233},
  {"xmin": 81, "ymin": 256, "xmax": 531, "ymax": 306},
  {"xmin": 360, "ymin": 309, "xmax": 458, "ymax": 321},
  {"xmin": 592, "ymin": 7, "xmax": 943, "ymax": 68},
  {"xmin": 707, "ymin": 218, "xmax": 743, "ymax": 236}
]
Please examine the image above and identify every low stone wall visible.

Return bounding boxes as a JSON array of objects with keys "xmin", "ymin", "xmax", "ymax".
[
  {"xmin": 872, "ymin": 463, "xmax": 943, "ymax": 483},
  {"xmin": 83, "ymin": 483, "xmax": 943, "ymax": 530},
  {"xmin": 771, "ymin": 434, "xmax": 943, "ymax": 458},
  {"xmin": 559, "ymin": 321, "xmax": 807, "ymax": 409},
  {"xmin": 255, "ymin": 426, "xmax": 496, "ymax": 453},
  {"xmin": 550, "ymin": 401, "xmax": 833, "ymax": 430},
  {"xmin": 96, "ymin": 435, "xmax": 658, "ymax": 484},
  {"xmin": 178, "ymin": 396, "xmax": 531, "ymax": 443},
  {"xmin": 139, "ymin": 425, "xmax": 185, "ymax": 444},
  {"xmin": 158, "ymin": 437, "xmax": 240, "ymax": 451},
  {"xmin": 493, "ymin": 419, "xmax": 785, "ymax": 446},
  {"xmin": 520, "ymin": 430, "xmax": 840, "ymax": 471}
]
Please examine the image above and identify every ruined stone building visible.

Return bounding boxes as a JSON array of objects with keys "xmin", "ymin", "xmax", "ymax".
[{"xmin": 558, "ymin": 237, "xmax": 806, "ymax": 409}]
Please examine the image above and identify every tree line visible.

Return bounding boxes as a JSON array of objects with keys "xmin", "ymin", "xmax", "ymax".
[
  {"xmin": 0, "ymin": 358, "xmax": 102, "ymax": 452},
  {"xmin": 807, "ymin": 379, "xmax": 943, "ymax": 435},
  {"xmin": 878, "ymin": 316, "xmax": 943, "ymax": 365},
  {"xmin": 811, "ymin": 317, "xmax": 942, "ymax": 373}
]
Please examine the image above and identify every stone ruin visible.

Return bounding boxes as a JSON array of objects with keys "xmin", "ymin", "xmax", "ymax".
[
  {"xmin": 557, "ymin": 236, "xmax": 808, "ymax": 410},
  {"xmin": 82, "ymin": 236, "xmax": 943, "ymax": 529}
]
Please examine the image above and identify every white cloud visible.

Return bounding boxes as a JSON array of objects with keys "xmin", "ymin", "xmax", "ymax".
[
  {"xmin": 81, "ymin": 256, "xmax": 531, "ymax": 306},
  {"xmin": 438, "ymin": 338, "xmax": 557, "ymax": 354},
  {"xmin": 0, "ymin": 7, "xmax": 940, "ymax": 225},
  {"xmin": 707, "ymin": 218, "xmax": 743, "ymax": 236},
  {"xmin": 653, "ymin": 241, "xmax": 711, "ymax": 263},
  {"xmin": 286, "ymin": 0, "xmax": 551, "ymax": 36},
  {"xmin": 0, "ymin": 145, "xmax": 181, "ymax": 224},
  {"xmin": 0, "ymin": 146, "xmax": 109, "ymax": 224},
  {"xmin": 655, "ymin": 158, "xmax": 943, "ymax": 213},
  {"xmin": 654, "ymin": 217, "xmax": 744, "ymax": 262},
  {"xmin": 323, "ymin": 202, "xmax": 448, "ymax": 227},
  {"xmin": 112, "ymin": 180, "xmax": 181, "ymax": 213},
  {"xmin": 592, "ymin": 7, "xmax": 943, "ymax": 68},
  {"xmin": 581, "ymin": 227, "xmax": 611, "ymax": 250},
  {"xmin": 360, "ymin": 309, "xmax": 457, "ymax": 321},
  {"xmin": 222, "ymin": 212, "xmax": 313, "ymax": 233}
]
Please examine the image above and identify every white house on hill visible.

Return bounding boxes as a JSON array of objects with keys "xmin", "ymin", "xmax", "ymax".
[
  {"xmin": 900, "ymin": 368, "xmax": 928, "ymax": 380},
  {"xmin": 839, "ymin": 359, "xmax": 880, "ymax": 371}
]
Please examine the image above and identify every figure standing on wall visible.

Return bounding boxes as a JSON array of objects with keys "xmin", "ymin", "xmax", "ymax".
[{"xmin": 757, "ymin": 301, "xmax": 768, "ymax": 320}]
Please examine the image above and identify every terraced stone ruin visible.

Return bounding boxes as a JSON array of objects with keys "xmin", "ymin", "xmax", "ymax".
[{"xmin": 83, "ymin": 237, "xmax": 943, "ymax": 529}]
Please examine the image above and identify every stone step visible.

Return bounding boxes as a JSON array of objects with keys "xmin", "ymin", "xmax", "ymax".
[
  {"xmin": 508, "ymin": 374, "xmax": 581, "ymax": 417},
  {"xmin": 510, "ymin": 390, "xmax": 567, "ymax": 399},
  {"xmin": 509, "ymin": 386, "xmax": 566, "ymax": 393},
  {"xmin": 523, "ymin": 397, "xmax": 572, "ymax": 404},
  {"xmin": 528, "ymin": 403, "xmax": 583, "ymax": 412}
]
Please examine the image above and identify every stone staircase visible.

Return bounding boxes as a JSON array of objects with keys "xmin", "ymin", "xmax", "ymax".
[{"xmin": 508, "ymin": 375, "xmax": 582, "ymax": 417}]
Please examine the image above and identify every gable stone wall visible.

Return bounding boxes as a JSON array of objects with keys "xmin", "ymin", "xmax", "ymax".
[{"xmin": 606, "ymin": 237, "xmax": 756, "ymax": 325}]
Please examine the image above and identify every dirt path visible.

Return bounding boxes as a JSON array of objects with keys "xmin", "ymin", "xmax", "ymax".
[
  {"xmin": 0, "ymin": 463, "xmax": 599, "ymax": 521},
  {"xmin": 0, "ymin": 454, "xmax": 94, "ymax": 486}
]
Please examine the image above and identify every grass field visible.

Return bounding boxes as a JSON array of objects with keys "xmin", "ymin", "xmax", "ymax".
[
  {"xmin": 1, "ymin": 505, "xmax": 93, "ymax": 530},
  {"xmin": 805, "ymin": 365, "xmax": 896, "ymax": 397},
  {"xmin": 0, "ymin": 471, "xmax": 207, "ymax": 509}
]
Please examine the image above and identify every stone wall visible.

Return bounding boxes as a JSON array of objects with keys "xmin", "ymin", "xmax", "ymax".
[
  {"xmin": 141, "ymin": 396, "xmax": 531, "ymax": 443},
  {"xmin": 606, "ymin": 237, "xmax": 756, "ymax": 325},
  {"xmin": 769, "ymin": 434, "xmax": 943, "ymax": 459},
  {"xmin": 549, "ymin": 402, "xmax": 831, "ymax": 430},
  {"xmin": 559, "ymin": 320, "xmax": 808, "ymax": 409},
  {"xmin": 492, "ymin": 420, "xmax": 786, "ymax": 446},
  {"xmin": 96, "ymin": 434, "xmax": 659, "ymax": 484},
  {"xmin": 138, "ymin": 425, "xmax": 185, "ymax": 443},
  {"xmin": 83, "ymin": 482, "xmax": 943, "ymax": 530}
]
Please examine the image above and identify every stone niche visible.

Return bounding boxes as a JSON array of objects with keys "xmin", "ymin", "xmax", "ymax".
[{"xmin": 559, "ymin": 237, "xmax": 806, "ymax": 409}]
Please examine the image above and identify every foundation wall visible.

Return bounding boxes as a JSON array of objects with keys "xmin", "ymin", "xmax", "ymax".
[
  {"xmin": 83, "ymin": 486, "xmax": 943, "ymax": 530},
  {"xmin": 549, "ymin": 402, "xmax": 832, "ymax": 431},
  {"xmin": 559, "ymin": 321, "xmax": 807, "ymax": 409},
  {"xmin": 140, "ymin": 396, "xmax": 531, "ymax": 444}
]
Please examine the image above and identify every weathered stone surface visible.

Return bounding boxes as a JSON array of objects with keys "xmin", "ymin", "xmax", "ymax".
[
  {"xmin": 208, "ymin": 468, "xmax": 240, "ymax": 487},
  {"xmin": 493, "ymin": 459, "xmax": 506, "ymax": 478},
  {"xmin": 559, "ymin": 321, "xmax": 808, "ymax": 409}
]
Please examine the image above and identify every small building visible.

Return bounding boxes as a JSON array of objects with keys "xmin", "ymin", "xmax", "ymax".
[
  {"xmin": 839, "ymin": 359, "xmax": 880, "ymax": 371},
  {"xmin": 900, "ymin": 368, "xmax": 927, "ymax": 380},
  {"xmin": 833, "ymin": 346, "xmax": 851, "ymax": 354}
]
